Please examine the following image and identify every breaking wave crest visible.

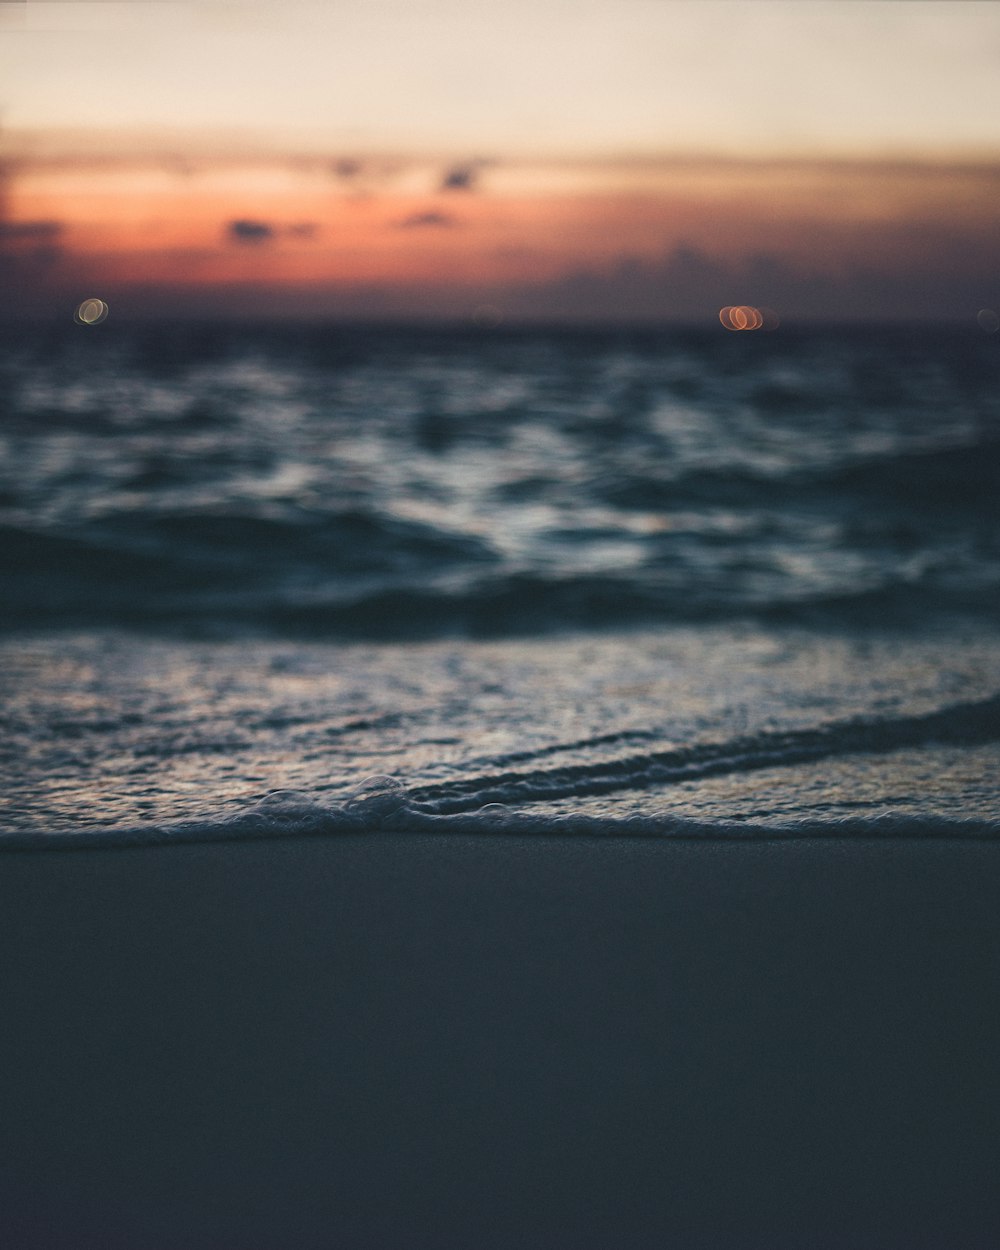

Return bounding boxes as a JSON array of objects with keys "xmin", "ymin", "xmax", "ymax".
[
  {"xmin": 408, "ymin": 691, "xmax": 1000, "ymax": 813},
  {"xmin": 5, "ymin": 693, "xmax": 999, "ymax": 850}
]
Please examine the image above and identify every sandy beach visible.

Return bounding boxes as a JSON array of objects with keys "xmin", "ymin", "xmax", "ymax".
[{"xmin": 3, "ymin": 833, "xmax": 999, "ymax": 1249}]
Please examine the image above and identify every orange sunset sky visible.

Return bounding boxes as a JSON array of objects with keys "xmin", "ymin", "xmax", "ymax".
[{"xmin": 2, "ymin": 0, "xmax": 1000, "ymax": 323}]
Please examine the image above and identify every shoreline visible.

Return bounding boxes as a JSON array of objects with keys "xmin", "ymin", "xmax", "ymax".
[{"xmin": 3, "ymin": 833, "xmax": 1000, "ymax": 1248}]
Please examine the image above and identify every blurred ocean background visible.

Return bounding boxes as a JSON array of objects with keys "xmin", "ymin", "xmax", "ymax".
[{"xmin": 2, "ymin": 320, "xmax": 999, "ymax": 842}]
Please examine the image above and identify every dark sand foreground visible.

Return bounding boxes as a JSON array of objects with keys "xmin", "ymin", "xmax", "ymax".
[{"xmin": 2, "ymin": 834, "xmax": 999, "ymax": 1249}]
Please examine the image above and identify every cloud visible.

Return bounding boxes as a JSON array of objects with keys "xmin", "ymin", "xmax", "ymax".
[
  {"xmin": 0, "ymin": 219, "xmax": 68, "ymax": 314},
  {"xmin": 328, "ymin": 156, "xmax": 407, "ymax": 192},
  {"xmin": 226, "ymin": 219, "xmax": 319, "ymax": 244},
  {"xmin": 396, "ymin": 211, "xmax": 457, "ymax": 229},
  {"xmin": 506, "ymin": 238, "xmax": 1000, "ymax": 324},
  {"xmin": 439, "ymin": 160, "xmax": 490, "ymax": 192},
  {"xmin": 332, "ymin": 158, "xmax": 362, "ymax": 180},
  {"xmin": 226, "ymin": 219, "xmax": 274, "ymax": 244},
  {"xmin": 0, "ymin": 220, "xmax": 63, "ymax": 243}
]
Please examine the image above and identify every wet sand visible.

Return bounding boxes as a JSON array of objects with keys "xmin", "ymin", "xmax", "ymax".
[{"xmin": 2, "ymin": 834, "xmax": 999, "ymax": 1249}]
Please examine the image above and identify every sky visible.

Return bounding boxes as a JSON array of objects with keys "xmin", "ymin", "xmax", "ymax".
[{"xmin": 2, "ymin": 0, "xmax": 1000, "ymax": 323}]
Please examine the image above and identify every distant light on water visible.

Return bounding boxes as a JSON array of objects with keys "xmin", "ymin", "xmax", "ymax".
[
  {"xmin": 74, "ymin": 298, "xmax": 109, "ymax": 326},
  {"xmin": 719, "ymin": 305, "xmax": 777, "ymax": 332},
  {"xmin": 977, "ymin": 309, "xmax": 999, "ymax": 334}
]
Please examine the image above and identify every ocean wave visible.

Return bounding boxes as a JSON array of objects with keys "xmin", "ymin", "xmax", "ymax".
[
  {"xmin": 596, "ymin": 438, "xmax": 1000, "ymax": 514},
  {"xmin": 6, "ymin": 694, "xmax": 998, "ymax": 850},
  {"xmin": 406, "ymin": 690, "xmax": 1000, "ymax": 812},
  {"xmin": 3, "ymin": 323, "xmax": 998, "ymax": 636},
  {"xmin": 4, "ymin": 786, "xmax": 998, "ymax": 851},
  {"xmin": 0, "ymin": 508, "xmax": 494, "ymax": 579},
  {"xmin": 3, "ymin": 554, "xmax": 998, "ymax": 634}
]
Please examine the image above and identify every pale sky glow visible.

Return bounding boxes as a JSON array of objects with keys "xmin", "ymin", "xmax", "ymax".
[{"xmin": 2, "ymin": 1, "xmax": 1000, "ymax": 157}]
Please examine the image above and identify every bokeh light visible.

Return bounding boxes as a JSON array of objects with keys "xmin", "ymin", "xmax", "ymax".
[
  {"xmin": 977, "ymin": 308, "xmax": 999, "ymax": 334},
  {"xmin": 74, "ymin": 298, "xmax": 109, "ymax": 326},
  {"xmin": 719, "ymin": 305, "xmax": 775, "ymax": 332}
]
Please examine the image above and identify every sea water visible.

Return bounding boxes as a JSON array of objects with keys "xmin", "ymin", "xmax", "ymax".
[{"xmin": 1, "ymin": 321, "xmax": 998, "ymax": 844}]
